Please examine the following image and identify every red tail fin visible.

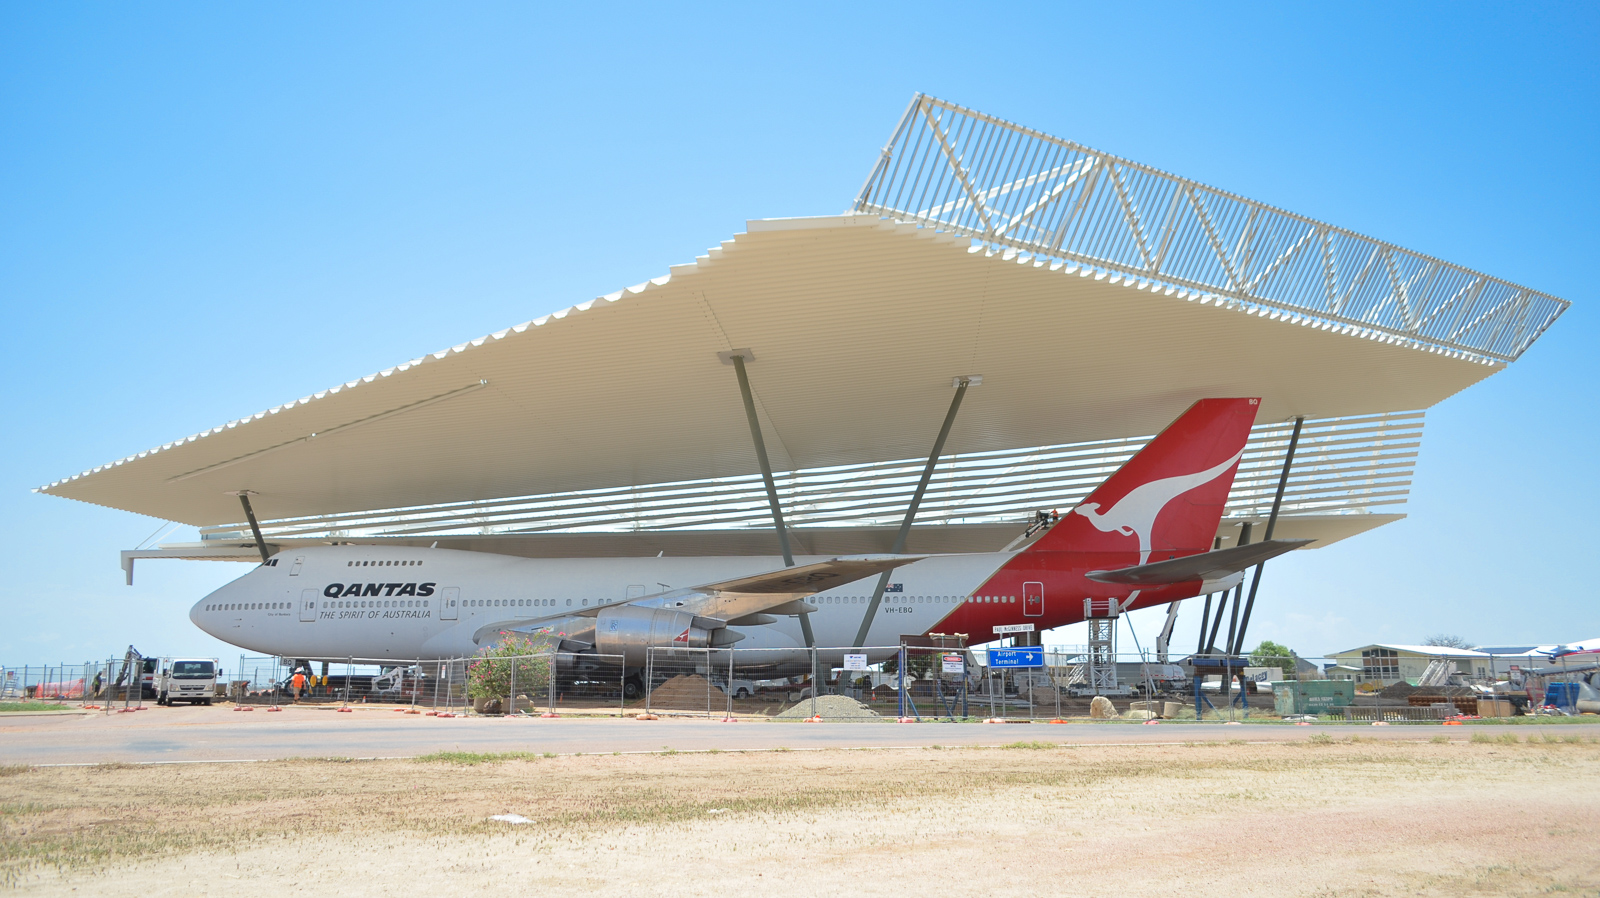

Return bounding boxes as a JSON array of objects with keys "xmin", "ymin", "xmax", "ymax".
[{"xmin": 1029, "ymin": 398, "xmax": 1259, "ymax": 562}]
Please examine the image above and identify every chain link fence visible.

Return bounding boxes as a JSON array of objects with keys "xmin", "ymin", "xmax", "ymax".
[{"xmin": 5, "ymin": 646, "xmax": 1587, "ymax": 722}]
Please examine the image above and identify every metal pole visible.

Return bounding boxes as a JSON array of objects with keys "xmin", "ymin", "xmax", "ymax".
[
  {"xmin": 989, "ymin": 663, "xmax": 996, "ymax": 721},
  {"xmin": 961, "ymin": 651, "xmax": 969, "ymax": 720},
  {"xmin": 1054, "ymin": 652, "xmax": 1061, "ymax": 720},
  {"xmin": 1223, "ymin": 587, "xmax": 1242, "ymax": 664},
  {"xmin": 1229, "ymin": 416, "xmax": 1305, "ymax": 656},
  {"xmin": 855, "ymin": 377, "xmax": 972, "ymax": 647},
  {"xmin": 1209, "ymin": 523, "xmax": 1250, "ymax": 654},
  {"xmin": 1194, "ymin": 538, "xmax": 1221, "ymax": 655},
  {"xmin": 810, "ymin": 648, "xmax": 819, "ymax": 718},
  {"xmin": 897, "ymin": 645, "xmax": 906, "ymax": 719},
  {"xmin": 234, "ymin": 492, "xmax": 271, "ymax": 564},
  {"xmin": 727, "ymin": 648, "xmax": 735, "ymax": 719},
  {"xmin": 725, "ymin": 351, "xmax": 817, "ymax": 648},
  {"xmin": 1223, "ymin": 661, "xmax": 1232, "ymax": 722},
  {"xmin": 728, "ymin": 352, "xmax": 792, "ymax": 565}
]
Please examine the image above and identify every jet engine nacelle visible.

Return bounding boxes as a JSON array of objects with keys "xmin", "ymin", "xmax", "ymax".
[{"xmin": 594, "ymin": 605, "xmax": 712, "ymax": 666}]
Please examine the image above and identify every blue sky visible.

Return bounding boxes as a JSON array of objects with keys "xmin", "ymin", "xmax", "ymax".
[{"xmin": 2, "ymin": 3, "xmax": 1596, "ymax": 667}]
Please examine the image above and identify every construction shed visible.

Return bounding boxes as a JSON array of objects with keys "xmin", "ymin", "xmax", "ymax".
[{"xmin": 1327, "ymin": 644, "xmax": 1492, "ymax": 685}]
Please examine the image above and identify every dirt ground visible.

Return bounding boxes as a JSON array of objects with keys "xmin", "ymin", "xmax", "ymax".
[{"xmin": 3, "ymin": 736, "xmax": 1598, "ymax": 896}]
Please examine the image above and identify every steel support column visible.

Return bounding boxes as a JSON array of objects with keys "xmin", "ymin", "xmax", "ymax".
[
  {"xmin": 723, "ymin": 350, "xmax": 814, "ymax": 647},
  {"xmin": 727, "ymin": 352, "xmax": 793, "ymax": 566},
  {"xmin": 1229, "ymin": 416, "xmax": 1305, "ymax": 657},
  {"xmin": 853, "ymin": 377, "xmax": 973, "ymax": 647},
  {"xmin": 1207, "ymin": 523, "xmax": 1249, "ymax": 655},
  {"xmin": 233, "ymin": 491, "xmax": 270, "ymax": 563},
  {"xmin": 1193, "ymin": 537, "xmax": 1221, "ymax": 656}
]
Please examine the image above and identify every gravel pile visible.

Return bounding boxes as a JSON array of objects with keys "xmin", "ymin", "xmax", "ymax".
[
  {"xmin": 775, "ymin": 694, "xmax": 881, "ymax": 720},
  {"xmin": 648, "ymin": 675, "xmax": 725, "ymax": 710},
  {"xmin": 1376, "ymin": 681, "xmax": 1419, "ymax": 700}
]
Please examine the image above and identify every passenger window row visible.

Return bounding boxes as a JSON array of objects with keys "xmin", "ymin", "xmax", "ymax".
[
  {"xmin": 330, "ymin": 600, "xmax": 428, "ymax": 609},
  {"xmin": 347, "ymin": 559, "xmax": 422, "ymax": 567},
  {"xmin": 207, "ymin": 602, "xmax": 289, "ymax": 611}
]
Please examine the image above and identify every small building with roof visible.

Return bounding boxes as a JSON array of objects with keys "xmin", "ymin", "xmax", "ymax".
[{"xmin": 1327, "ymin": 643, "xmax": 1493, "ymax": 685}]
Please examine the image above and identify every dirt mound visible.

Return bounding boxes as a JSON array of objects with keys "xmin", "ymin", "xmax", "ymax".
[
  {"xmin": 775, "ymin": 694, "xmax": 880, "ymax": 720},
  {"xmin": 648, "ymin": 675, "xmax": 726, "ymax": 710},
  {"xmin": 1377, "ymin": 681, "xmax": 1418, "ymax": 700},
  {"xmin": 1375, "ymin": 680, "xmax": 1475, "ymax": 702}
]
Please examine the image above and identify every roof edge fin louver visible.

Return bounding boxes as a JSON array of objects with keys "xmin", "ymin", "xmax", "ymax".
[{"xmin": 853, "ymin": 93, "xmax": 1568, "ymax": 364}]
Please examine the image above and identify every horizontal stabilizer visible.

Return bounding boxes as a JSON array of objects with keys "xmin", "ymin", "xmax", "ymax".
[{"xmin": 1086, "ymin": 539, "xmax": 1313, "ymax": 586}]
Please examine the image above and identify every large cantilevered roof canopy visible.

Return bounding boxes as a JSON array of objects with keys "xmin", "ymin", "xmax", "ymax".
[{"xmin": 40, "ymin": 95, "xmax": 1568, "ymax": 559}]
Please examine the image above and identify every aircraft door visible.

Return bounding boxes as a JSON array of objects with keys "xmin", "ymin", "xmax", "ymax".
[
  {"xmin": 1023, "ymin": 581, "xmax": 1043, "ymax": 617},
  {"xmin": 440, "ymin": 587, "xmax": 459, "ymax": 620},
  {"xmin": 299, "ymin": 589, "xmax": 320, "ymax": 622}
]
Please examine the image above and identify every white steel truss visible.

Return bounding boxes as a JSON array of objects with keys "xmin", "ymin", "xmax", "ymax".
[
  {"xmin": 852, "ymin": 94, "xmax": 1568, "ymax": 364},
  {"xmin": 201, "ymin": 412, "xmax": 1424, "ymax": 545}
]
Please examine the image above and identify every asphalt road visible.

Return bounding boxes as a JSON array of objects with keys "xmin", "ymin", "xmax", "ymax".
[{"xmin": 4, "ymin": 705, "xmax": 1596, "ymax": 765}]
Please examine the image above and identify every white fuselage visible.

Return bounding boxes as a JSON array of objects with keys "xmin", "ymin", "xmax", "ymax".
[{"xmin": 193, "ymin": 546, "xmax": 1013, "ymax": 663}]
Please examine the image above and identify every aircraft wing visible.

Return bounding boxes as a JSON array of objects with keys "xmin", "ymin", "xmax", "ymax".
[
  {"xmin": 663, "ymin": 554, "xmax": 927, "ymax": 621},
  {"xmin": 1085, "ymin": 539, "xmax": 1312, "ymax": 586},
  {"xmin": 471, "ymin": 554, "xmax": 925, "ymax": 645}
]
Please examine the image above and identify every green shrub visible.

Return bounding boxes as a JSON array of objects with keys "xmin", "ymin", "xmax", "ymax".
[{"xmin": 466, "ymin": 634, "xmax": 552, "ymax": 702}]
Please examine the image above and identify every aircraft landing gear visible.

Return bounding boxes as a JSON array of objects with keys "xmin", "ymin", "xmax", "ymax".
[{"xmin": 623, "ymin": 675, "xmax": 644, "ymax": 701}]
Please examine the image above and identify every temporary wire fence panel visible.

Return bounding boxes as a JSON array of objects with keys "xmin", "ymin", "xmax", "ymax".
[
  {"xmin": 1, "ymin": 649, "xmax": 1543, "ymax": 722},
  {"xmin": 549, "ymin": 652, "xmax": 626, "ymax": 716}
]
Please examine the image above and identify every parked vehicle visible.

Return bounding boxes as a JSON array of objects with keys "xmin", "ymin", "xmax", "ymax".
[
  {"xmin": 156, "ymin": 658, "xmax": 218, "ymax": 705},
  {"xmin": 140, "ymin": 657, "xmax": 159, "ymax": 699}
]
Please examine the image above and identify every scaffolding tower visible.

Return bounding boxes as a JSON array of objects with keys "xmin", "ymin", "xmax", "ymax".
[{"xmin": 1084, "ymin": 598, "xmax": 1120, "ymax": 695}]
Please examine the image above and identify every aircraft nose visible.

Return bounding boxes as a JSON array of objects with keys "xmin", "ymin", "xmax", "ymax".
[{"xmin": 193, "ymin": 584, "xmax": 229, "ymax": 637}]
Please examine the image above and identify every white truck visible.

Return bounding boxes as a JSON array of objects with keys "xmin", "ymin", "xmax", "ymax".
[{"xmin": 155, "ymin": 658, "xmax": 218, "ymax": 706}]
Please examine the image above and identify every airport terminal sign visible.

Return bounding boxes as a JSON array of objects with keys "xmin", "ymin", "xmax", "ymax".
[{"xmin": 987, "ymin": 647, "xmax": 1044, "ymax": 669}]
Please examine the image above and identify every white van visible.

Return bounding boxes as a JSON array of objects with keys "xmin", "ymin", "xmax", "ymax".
[{"xmin": 156, "ymin": 658, "xmax": 218, "ymax": 706}]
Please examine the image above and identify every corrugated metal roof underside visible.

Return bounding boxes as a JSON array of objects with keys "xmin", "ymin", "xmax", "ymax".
[
  {"xmin": 40, "ymin": 215, "xmax": 1493, "ymax": 527},
  {"xmin": 138, "ymin": 513, "xmax": 1402, "ymax": 564},
  {"xmin": 199, "ymin": 412, "xmax": 1419, "ymax": 548}
]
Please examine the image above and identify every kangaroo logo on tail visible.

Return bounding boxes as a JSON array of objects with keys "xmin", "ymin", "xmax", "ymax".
[{"xmin": 1073, "ymin": 447, "xmax": 1245, "ymax": 565}]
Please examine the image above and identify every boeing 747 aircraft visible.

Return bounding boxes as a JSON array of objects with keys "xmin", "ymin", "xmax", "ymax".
[{"xmin": 192, "ymin": 398, "xmax": 1306, "ymax": 689}]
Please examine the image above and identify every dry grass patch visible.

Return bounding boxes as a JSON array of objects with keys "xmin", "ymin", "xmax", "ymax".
[{"xmin": 2, "ymin": 741, "xmax": 1597, "ymax": 894}]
